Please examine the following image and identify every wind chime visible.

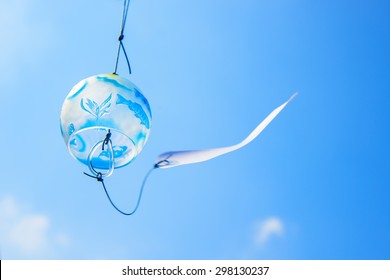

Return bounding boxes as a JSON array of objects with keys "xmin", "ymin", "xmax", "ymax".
[{"xmin": 59, "ymin": 0, "xmax": 297, "ymax": 215}]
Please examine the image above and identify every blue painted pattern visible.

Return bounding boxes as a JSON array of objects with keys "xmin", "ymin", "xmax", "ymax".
[
  {"xmin": 80, "ymin": 93, "xmax": 112, "ymax": 119},
  {"xmin": 67, "ymin": 80, "xmax": 88, "ymax": 100},
  {"xmin": 116, "ymin": 94, "xmax": 150, "ymax": 129}
]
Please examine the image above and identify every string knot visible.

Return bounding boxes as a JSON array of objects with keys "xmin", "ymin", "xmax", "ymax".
[
  {"xmin": 83, "ymin": 172, "xmax": 104, "ymax": 182},
  {"xmin": 118, "ymin": 34, "xmax": 124, "ymax": 41},
  {"xmin": 154, "ymin": 160, "xmax": 170, "ymax": 168},
  {"xmin": 96, "ymin": 172, "xmax": 103, "ymax": 182}
]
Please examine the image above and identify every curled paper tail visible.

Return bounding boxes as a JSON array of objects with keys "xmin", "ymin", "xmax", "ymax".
[{"xmin": 155, "ymin": 93, "xmax": 298, "ymax": 169}]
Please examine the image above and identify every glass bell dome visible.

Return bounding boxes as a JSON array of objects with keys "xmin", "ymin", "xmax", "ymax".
[{"xmin": 60, "ymin": 73, "xmax": 152, "ymax": 174}]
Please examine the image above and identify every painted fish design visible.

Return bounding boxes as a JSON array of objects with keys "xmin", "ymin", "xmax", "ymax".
[{"xmin": 116, "ymin": 94, "xmax": 150, "ymax": 129}]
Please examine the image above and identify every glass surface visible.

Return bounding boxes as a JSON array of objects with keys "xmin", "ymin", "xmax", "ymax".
[{"xmin": 60, "ymin": 73, "xmax": 152, "ymax": 169}]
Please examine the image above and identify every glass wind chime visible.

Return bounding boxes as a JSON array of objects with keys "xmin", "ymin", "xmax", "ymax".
[{"xmin": 60, "ymin": 0, "xmax": 297, "ymax": 215}]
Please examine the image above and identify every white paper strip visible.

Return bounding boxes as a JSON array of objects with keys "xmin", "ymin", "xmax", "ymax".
[{"xmin": 155, "ymin": 93, "xmax": 297, "ymax": 168}]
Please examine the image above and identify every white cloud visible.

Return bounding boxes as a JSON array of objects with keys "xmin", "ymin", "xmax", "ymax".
[
  {"xmin": 0, "ymin": 196, "xmax": 19, "ymax": 217},
  {"xmin": 0, "ymin": 196, "xmax": 70, "ymax": 258},
  {"xmin": 8, "ymin": 215, "xmax": 49, "ymax": 253},
  {"xmin": 255, "ymin": 217, "xmax": 284, "ymax": 246}
]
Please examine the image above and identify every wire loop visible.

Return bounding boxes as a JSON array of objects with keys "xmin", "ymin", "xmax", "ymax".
[
  {"xmin": 87, "ymin": 130, "xmax": 114, "ymax": 178},
  {"xmin": 113, "ymin": 0, "xmax": 132, "ymax": 75}
]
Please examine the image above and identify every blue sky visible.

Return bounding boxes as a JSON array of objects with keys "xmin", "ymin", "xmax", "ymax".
[{"xmin": 0, "ymin": 0, "xmax": 389, "ymax": 259}]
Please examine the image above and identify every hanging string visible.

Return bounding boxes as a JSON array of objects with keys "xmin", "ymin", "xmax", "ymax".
[
  {"xmin": 83, "ymin": 128, "xmax": 164, "ymax": 215},
  {"xmin": 101, "ymin": 129, "xmax": 112, "ymax": 151},
  {"xmin": 114, "ymin": 0, "xmax": 132, "ymax": 75},
  {"xmin": 84, "ymin": 166, "xmax": 157, "ymax": 216},
  {"xmin": 104, "ymin": 166, "xmax": 157, "ymax": 215}
]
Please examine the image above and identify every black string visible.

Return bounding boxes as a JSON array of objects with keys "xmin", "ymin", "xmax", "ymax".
[
  {"xmin": 84, "ymin": 160, "xmax": 169, "ymax": 215},
  {"xmin": 84, "ymin": 166, "xmax": 157, "ymax": 215},
  {"xmin": 84, "ymin": 172, "xmax": 104, "ymax": 182},
  {"xmin": 114, "ymin": 0, "xmax": 132, "ymax": 75},
  {"xmin": 119, "ymin": 41, "xmax": 132, "ymax": 74},
  {"xmin": 102, "ymin": 129, "xmax": 112, "ymax": 151},
  {"xmin": 102, "ymin": 166, "xmax": 156, "ymax": 215}
]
